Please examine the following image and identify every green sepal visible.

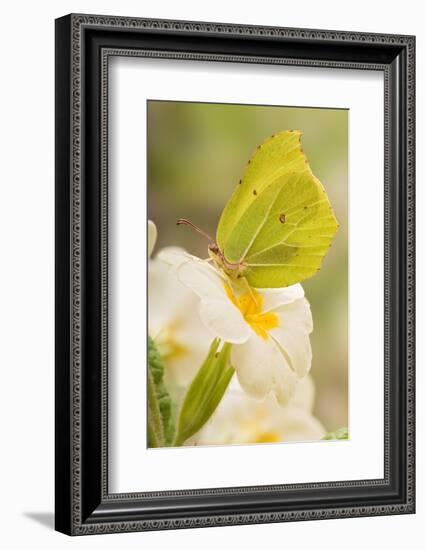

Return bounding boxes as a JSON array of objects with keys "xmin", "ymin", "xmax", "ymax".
[
  {"xmin": 174, "ymin": 339, "xmax": 234, "ymax": 446},
  {"xmin": 147, "ymin": 336, "xmax": 174, "ymax": 447},
  {"xmin": 322, "ymin": 427, "xmax": 349, "ymax": 440}
]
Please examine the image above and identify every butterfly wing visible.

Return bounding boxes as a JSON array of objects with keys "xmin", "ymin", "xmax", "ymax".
[
  {"xmin": 235, "ymin": 171, "xmax": 338, "ymax": 287},
  {"xmin": 216, "ymin": 131, "xmax": 308, "ymax": 251}
]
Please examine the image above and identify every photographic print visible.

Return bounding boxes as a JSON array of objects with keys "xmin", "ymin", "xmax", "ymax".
[{"xmin": 147, "ymin": 100, "xmax": 348, "ymax": 449}]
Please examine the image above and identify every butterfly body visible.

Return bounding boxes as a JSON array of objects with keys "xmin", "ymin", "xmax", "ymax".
[{"xmin": 208, "ymin": 243, "xmax": 248, "ymax": 279}]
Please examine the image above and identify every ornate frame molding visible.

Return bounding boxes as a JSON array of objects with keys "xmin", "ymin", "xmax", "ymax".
[{"xmin": 55, "ymin": 14, "xmax": 415, "ymax": 535}]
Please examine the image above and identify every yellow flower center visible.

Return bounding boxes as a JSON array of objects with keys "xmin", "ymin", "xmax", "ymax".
[
  {"xmin": 156, "ymin": 325, "xmax": 188, "ymax": 361},
  {"xmin": 241, "ymin": 412, "xmax": 283, "ymax": 444},
  {"xmin": 254, "ymin": 431, "xmax": 282, "ymax": 443},
  {"xmin": 224, "ymin": 284, "xmax": 279, "ymax": 340}
]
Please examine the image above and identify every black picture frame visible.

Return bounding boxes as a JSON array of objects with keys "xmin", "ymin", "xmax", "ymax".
[{"xmin": 55, "ymin": 13, "xmax": 415, "ymax": 535}]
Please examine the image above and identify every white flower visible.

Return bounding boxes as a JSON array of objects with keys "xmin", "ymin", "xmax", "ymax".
[
  {"xmin": 159, "ymin": 250, "xmax": 313, "ymax": 405},
  {"xmin": 189, "ymin": 376, "xmax": 325, "ymax": 446},
  {"xmin": 148, "ymin": 221, "xmax": 212, "ymax": 387},
  {"xmin": 148, "ymin": 220, "xmax": 158, "ymax": 258}
]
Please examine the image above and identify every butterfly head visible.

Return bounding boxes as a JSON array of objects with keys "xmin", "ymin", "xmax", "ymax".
[
  {"xmin": 208, "ymin": 242, "xmax": 220, "ymax": 255},
  {"xmin": 176, "ymin": 218, "xmax": 247, "ymax": 279},
  {"xmin": 208, "ymin": 243, "xmax": 248, "ymax": 280}
]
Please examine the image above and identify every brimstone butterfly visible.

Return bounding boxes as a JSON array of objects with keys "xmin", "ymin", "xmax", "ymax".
[{"xmin": 178, "ymin": 130, "xmax": 338, "ymax": 289}]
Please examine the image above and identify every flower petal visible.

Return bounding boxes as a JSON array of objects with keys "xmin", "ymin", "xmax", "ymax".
[
  {"xmin": 172, "ymin": 258, "xmax": 251, "ymax": 343},
  {"xmin": 199, "ymin": 299, "xmax": 251, "ymax": 344},
  {"xmin": 270, "ymin": 325, "xmax": 312, "ymax": 379},
  {"xmin": 274, "ymin": 297, "xmax": 313, "ymax": 333},
  {"xmin": 148, "ymin": 258, "xmax": 190, "ymax": 336},
  {"xmin": 231, "ymin": 336, "xmax": 274, "ymax": 399},
  {"xmin": 157, "ymin": 246, "xmax": 196, "ymax": 269},
  {"xmin": 272, "ymin": 407, "xmax": 326, "ymax": 441},
  {"xmin": 288, "ymin": 374, "xmax": 315, "ymax": 412},
  {"xmin": 147, "ymin": 220, "xmax": 157, "ymax": 258},
  {"xmin": 232, "ymin": 335, "xmax": 299, "ymax": 404},
  {"xmin": 269, "ymin": 296, "xmax": 313, "ymax": 379},
  {"xmin": 177, "ymin": 256, "xmax": 227, "ymax": 300},
  {"xmin": 257, "ymin": 283, "xmax": 305, "ymax": 313},
  {"xmin": 272, "ymin": 349, "xmax": 300, "ymax": 406}
]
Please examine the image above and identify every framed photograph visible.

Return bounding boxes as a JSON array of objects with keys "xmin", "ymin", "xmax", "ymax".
[{"xmin": 55, "ymin": 14, "xmax": 415, "ymax": 535}]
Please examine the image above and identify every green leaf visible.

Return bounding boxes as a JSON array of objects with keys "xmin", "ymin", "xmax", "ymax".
[
  {"xmin": 322, "ymin": 427, "xmax": 349, "ymax": 440},
  {"xmin": 165, "ymin": 398, "xmax": 178, "ymax": 446},
  {"xmin": 215, "ymin": 131, "xmax": 338, "ymax": 288},
  {"xmin": 174, "ymin": 340, "xmax": 234, "ymax": 446},
  {"xmin": 147, "ymin": 367, "xmax": 164, "ymax": 448},
  {"xmin": 147, "ymin": 336, "xmax": 174, "ymax": 447}
]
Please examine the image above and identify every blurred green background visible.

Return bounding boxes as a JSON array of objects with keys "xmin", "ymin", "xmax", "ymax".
[{"xmin": 147, "ymin": 100, "xmax": 348, "ymax": 432}]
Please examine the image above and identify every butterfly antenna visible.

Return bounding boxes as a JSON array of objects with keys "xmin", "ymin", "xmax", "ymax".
[{"xmin": 176, "ymin": 218, "xmax": 215, "ymax": 245}]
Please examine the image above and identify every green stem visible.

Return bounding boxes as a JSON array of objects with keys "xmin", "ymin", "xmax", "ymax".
[
  {"xmin": 173, "ymin": 340, "xmax": 234, "ymax": 447},
  {"xmin": 147, "ymin": 367, "xmax": 165, "ymax": 448}
]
